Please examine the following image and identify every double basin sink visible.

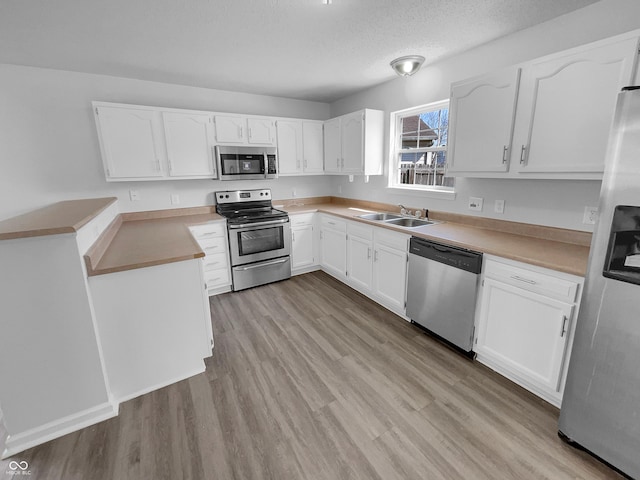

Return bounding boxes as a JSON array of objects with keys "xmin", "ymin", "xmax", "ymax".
[{"xmin": 356, "ymin": 212, "xmax": 439, "ymax": 229}]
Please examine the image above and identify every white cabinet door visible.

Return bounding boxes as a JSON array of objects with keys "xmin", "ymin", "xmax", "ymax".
[
  {"xmin": 95, "ymin": 106, "xmax": 165, "ymax": 180},
  {"xmin": 347, "ymin": 233, "xmax": 373, "ymax": 292},
  {"xmin": 341, "ymin": 111, "xmax": 365, "ymax": 174},
  {"xmin": 373, "ymin": 243, "xmax": 407, "ymax": 313},
  {"xmin": 321, "ymin": 227, "xmax": 346, "ymax": 279},
  {"xmin": 302, "ymin": 121, "xmax": 324, "ymax": 174},
  {"xmin": 323, "ymin": 117, "xmax": 342, "ymax": 173},
  {"xmin": 162, "ymin": 112, "xmax": 216, "ymax": 178},
  {"xmin": 514, "ymin": 37, "xmax": 638, "ymax": 174},
  {"xmin": 276, "ymin": 120, "xmax": 303, "ymax": 175},
  {"xmin": 247, "ymin": 117, "xmax": 275, "ymax": 145},
  {"xmin": 447, "ymin": 68, "xmax": 520, "ymax": 174},
  {"xmin": 476, "ymin": 278, "xmax": 574, "ymax": 392},
  {"xmin": 214, "ymin": 115, "xmax": 246, "ymax": 143},
  {"xmin": 292, "ymin": 224, "xmax": 315, "ymax": 270}
]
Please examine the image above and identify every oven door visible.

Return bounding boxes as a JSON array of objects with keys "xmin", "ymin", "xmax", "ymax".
[{"xmin": 228, "ymin": 219, "xmax": 291, "ymax": 265}]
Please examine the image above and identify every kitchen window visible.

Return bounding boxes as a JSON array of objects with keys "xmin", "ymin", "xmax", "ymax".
[{"xmin": 388, "ymin": 100, "xmax": 454, "ymax": 196}]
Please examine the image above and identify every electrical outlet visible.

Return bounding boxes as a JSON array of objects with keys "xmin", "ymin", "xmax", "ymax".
[
  {"xmin": 129, "ymin": 190, "xmax": 140, "ymax": 201},
  {"xmin": 468, "ymin": 197, "xmax": 483, "ymax": 212},
  {"xmin": 171, "ymin": 194, "xmax": 180, "ymax": 205},
  {"xmin": 583, "ymin": 206, "xmax": 598, "ymax": 225},
  {"xmin": 494, "ymin": 199, "xmax": 505, "ymax": 214},
  {"xmin": 292, "ymin": 188, "xmax": 297, "ymax": 198}
]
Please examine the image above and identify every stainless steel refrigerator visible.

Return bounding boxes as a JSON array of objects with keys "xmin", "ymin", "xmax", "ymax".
[{"xmin": 559, "ymin": 86, "xmax": 640, "ymax": 478}]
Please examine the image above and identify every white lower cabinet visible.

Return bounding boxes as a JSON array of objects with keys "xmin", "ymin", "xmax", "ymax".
[
  {"xmin": 320, "ymin": 215, "xmax": 347, "ymax": 280},
  {"xmin": 372, "ymin": 229, "xmax": 409, "ymax": 314},
  {"xmin": 347, "ymin": 223, "xmax": 374, "ymax": 292},
  {"xmin": 321, "ymin": 214, "xmax": 409, "ymax": 316},
  {"xmin": 291, "ymin": 213, "xmax": 318, "ymax": 273},
  {"xmin": 474, "ymin": 257, "xmax": 582, "ymax": 406},
  {"xmin": 189, "ymin": 221, "xmax": 232, "ymax": 296}
]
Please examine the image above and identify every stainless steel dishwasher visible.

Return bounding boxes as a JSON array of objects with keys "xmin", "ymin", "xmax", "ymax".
[{"xmin": 406, "ymin": 237, "xmax": 482, "ymax": 353}]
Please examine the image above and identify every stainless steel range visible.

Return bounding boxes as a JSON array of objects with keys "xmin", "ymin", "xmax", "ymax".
[{"xmin": 215, "ymin": 189, "xmax": 291, "ymax": 291}]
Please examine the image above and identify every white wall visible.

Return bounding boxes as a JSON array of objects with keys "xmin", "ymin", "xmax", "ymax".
[
  {"xmin": 330, "ymin": 0, "xmax": 640, "ymax": 232},
  {"xmin": 0, "ymin": 65, "xmax": 332, "ymax": 221}
]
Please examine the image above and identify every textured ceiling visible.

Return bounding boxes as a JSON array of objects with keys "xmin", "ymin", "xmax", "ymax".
[{"xmin": 0, "ymin": 0, "xmax": 599, "ymax": 103}]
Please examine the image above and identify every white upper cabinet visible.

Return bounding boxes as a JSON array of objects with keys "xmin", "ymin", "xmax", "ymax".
[
  {"xmin": 94, "ymin": 105, "xmax": 166, "ymax": 180},
  {"xmin": 213, "ymin": 115, "xmax": 246, "ymax": 143},
  {"xmin": 447, "ymin": 68, "xmax": 520, "ymax": 174},
  {"xmin": 302, "ymin": 121, "xmax": 324, "ymax": 174},
  {"xmin": 447, "ymin": 33, "xmax": 639, "ymax": 179},
  {"xmin": 513, "ymin": 37, "xmax": 639, "ymax": 175},
  {"xmin": 214, "ymin": 115, "xmax": 275, "ymax": 145},
  {"xmin": 323, "ymin": 109, "xmax": 384, "ymax": 176},
  {"xmin": 276, "ymin": 120, "xmax": 324, "ymax": 175},
  {"xmin": 162, "ymin": 111, "xmax": 216, "ymax": 178},
  {"xmin": 247, "ymin": 117, "xmax": 276, "ymax": 144},
  {"xmin": 323, "ymin": 117, "xmax": 342, "ymax": 174},
  {"xmin": 276, "ymin": 120, "xmax": 303, "ymax": 174}
]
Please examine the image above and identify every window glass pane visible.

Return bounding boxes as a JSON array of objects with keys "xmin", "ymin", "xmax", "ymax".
[{"xmin": 394, "ymin": 104, "xmax": 452, "ymax": 189}]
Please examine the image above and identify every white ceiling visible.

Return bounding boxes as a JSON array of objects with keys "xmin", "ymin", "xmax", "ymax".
[{"xmin": 0, "ymin": 0, "xmax": 599, "ymax": 103}]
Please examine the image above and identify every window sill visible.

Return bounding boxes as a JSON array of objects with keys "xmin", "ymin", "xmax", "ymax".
[{"xmin": 386, "ymin": 185, "xmax": 456, "ymax": 201}]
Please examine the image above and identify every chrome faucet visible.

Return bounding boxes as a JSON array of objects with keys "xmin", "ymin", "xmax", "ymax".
[{"xmin": 398, "ymin": 204, "xmax": 410, "ymax": 216}]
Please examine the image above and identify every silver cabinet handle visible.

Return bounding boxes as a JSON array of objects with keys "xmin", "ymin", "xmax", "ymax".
[
  {"xmin": 304, "ymin": 159, "xmax": 308, "ymax": 169},
  {"xmin": 292, "ymin": 231, "xmax": 296, "ymax": 242},
  {"xmin": 341, "ymin": 158, "xmax": 345, "ymax": 169},
  {"xmin": 155, "ymin": 158, "xmax": 161, "ymax": 171},
  {"xmin": 502, "ymin": 145, "xmax": 508, "ymax": 164},
  {"xmin": 374, "ymin": 250, "xmax": 378, "ymax": 262},
  {"xmin": 336, "ymin": 158, "xmax": 340, "ymax": 168},
  {"xmin": 560, "ymin": 315, "xmax": 569, "ymax": 337},
  {"xmin": 511, "ymin": 275, "xmax": 536, "ymax": 285},
  {"xmin": 520, "ymin": 145, "xmax": 527, "ymax": 165},
  {"xmin": 367, "ymin": 247, "xmax": 371, "ymax": 259},
  {"xmin": 248, "ymin": 127, "xmax": 253, "ymax": 139}
]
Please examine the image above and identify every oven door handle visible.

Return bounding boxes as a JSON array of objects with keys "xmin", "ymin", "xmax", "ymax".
[
  {"xmin": 235, "ymin": 258, "xmax": 289, "ymax": 271},
  {"xmin": 228, "ymin": 218, "xmax": 289, "ymax": 229}
]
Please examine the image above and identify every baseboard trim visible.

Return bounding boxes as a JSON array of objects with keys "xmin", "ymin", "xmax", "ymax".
[
  {"xmin": 114, "ymin": 363, "xmax": 206, "ymax": 404},
  {"xmin": 1, "ymin": 401, "xmax": 119, "ymax": 459},
  {"xmin": 292, "ymin": 265, "xmax": 320, "ymax": 276}
]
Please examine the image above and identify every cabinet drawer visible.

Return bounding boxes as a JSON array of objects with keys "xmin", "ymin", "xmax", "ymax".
[
  {"xmin": 484, "ymin": 260, "xmax": 579, "ymax": 303},
  {"xmin": 205, "ymin": 267, "xmax": 231, "ymax": 289},
  {"xmin": 202, "ymin": 253, "xmax": 229, "ymax": 272},
  {"xmin": 290, "ymin": 213, "xmax": 315, "ymax": 227},
  {"xmin": 321, "ymin": 215, "xmax": 346, "ymax": 233},
  {"xmin": 199, "ymin": 236, "xmax": 228, "ymax": 255},
  {"xmin": 189, "ymin": 222, "xmax": 226, "ymax": 240}
]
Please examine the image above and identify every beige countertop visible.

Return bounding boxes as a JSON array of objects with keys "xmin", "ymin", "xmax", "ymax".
[
  {"xmin": 2, "ymin": 197, "xmax": 588, "ymax": 278},
  {"xmin": 85, "ymin": 211, "xmax": 224, "ymax": 276},
  {"xmin": 283, "ymin": 203, "xmax": 590, "ymax": 277},
  {"xmin": 0, "ymin": 197, "xmax": 117, "ymax": 240}
]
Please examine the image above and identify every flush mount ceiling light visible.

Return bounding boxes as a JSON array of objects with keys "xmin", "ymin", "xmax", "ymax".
[{"xmin": 390, "ymin": 55, "xmax": 425, "ymax": 77}]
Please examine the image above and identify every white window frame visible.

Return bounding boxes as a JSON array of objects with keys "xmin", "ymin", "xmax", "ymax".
[{"xmin": 387, "ymin": 100, "xmax": 455, "ymax": 200}]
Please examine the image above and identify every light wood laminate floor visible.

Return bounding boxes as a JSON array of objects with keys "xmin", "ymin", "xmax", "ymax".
[{"xmin": 0, "ymin": 271, "xmax": 621, "ymax": 479}]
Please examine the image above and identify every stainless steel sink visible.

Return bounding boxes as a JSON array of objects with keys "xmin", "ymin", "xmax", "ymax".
[
  {"xmin": 384, "ymin": 217, "xmax": 437, "ymax": 228},
  {"xmin": 357, "ymin": 212, "xmax": 403, "ymax": 221}
]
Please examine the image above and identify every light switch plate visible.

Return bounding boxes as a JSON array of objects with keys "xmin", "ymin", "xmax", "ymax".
[
  {"xmin": 129, "ymin": 190, "xmax": 140, "ymax": 201},
  {"xmin": 468, "ymin": 197, "xmax": 483, "ymax": 212},
  {"xmin": 171, "ymin": 194, "xmax": 180, "ymax": 205}
]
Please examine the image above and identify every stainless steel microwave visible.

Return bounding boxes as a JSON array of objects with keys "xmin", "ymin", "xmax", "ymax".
[{"xmin": 215, "ymin": 146, "xmax": 278, "ymax": 180}]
